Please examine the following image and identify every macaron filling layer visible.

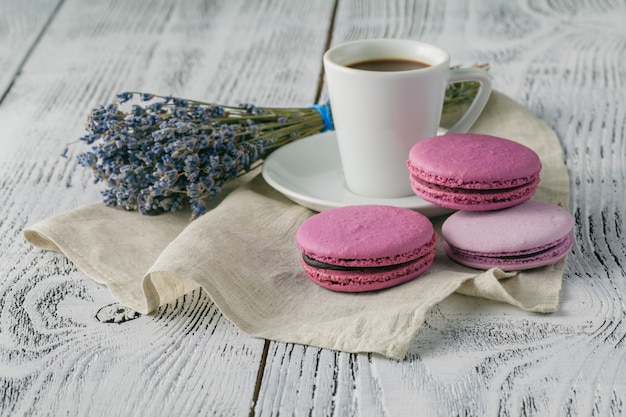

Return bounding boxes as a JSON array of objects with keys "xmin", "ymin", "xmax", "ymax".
[
  {"xmin": 444, "ymin": 233, "xmax": 573, "ymax": 271},
  {"xmin": 303, "ymin": 253, "xmax": 417, "ymax": 272},
  {"xmin": 409, "ymin": 175, "xmax": 539, "ymax": 209},
  {"xmin": 407, "ymin": 166, "xmax": 541, "ymax": 190},
  {"xmin": 301, "ymin": 232, "xmax": 437, "ymax": 271},
  {"xmin": 301, "ymin": 242, "xmax": 437, "ymax": 291},
  {"xmin": 446, "ymin": 234, "xmax": 572, "ymax": 258},
  {"xmin": 300, "ymin": 232, "xmax": 438, "ymax": 268}
]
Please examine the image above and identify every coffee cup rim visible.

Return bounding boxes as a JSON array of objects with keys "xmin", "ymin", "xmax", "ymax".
[{"xmin": 323, "ymin": 39, "xmax": 450, "ymax": 74}]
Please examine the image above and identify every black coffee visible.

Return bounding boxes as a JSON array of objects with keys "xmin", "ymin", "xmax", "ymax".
[{"xmin": 347, "ymin": 58, "xmax": 430, "ymax": 72}]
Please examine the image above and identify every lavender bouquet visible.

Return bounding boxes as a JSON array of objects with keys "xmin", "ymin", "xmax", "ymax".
[
  {"xmin": 69, "ymin": 68, "xmax": 485, "ymax": 219},
  {"xmin": 68, "ymin": 93, "xmax": 333, "ymax": 218}
]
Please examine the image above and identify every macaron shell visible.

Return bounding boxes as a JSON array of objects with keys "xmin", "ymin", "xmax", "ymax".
[
  {"xmin": 441, "ymin": 200, "xmax": 575, "ymax": 270},
  {"xmin": 441, "ymin": 200, "xmax": 574, "ymax": 253},
  {"xmin": 296, "ymin": 205, "xmax": 435, "ymax": 268},
  {"xmin": 407, "ymin": 133, "xmax": 542, "ymax": 188}
]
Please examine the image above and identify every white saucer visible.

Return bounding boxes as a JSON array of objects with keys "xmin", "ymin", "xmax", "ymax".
[{"xmin": 262, "ymin": 131, "xmax": 452, "ymax": 217}]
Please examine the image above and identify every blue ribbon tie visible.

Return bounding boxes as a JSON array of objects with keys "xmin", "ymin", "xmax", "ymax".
[{"xmin": 310, "ymin": 101, "xmax": 334, "ymax": 132}]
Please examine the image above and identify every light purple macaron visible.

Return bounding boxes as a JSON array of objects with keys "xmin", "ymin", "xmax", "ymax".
[{"xmin": 441, "ymin": 200, "xmax": 574, "ymax": 271}]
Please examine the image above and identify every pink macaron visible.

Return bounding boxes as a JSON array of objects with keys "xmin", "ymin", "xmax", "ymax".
[
  {"xmin": 295, "ymin": 205, "xmax": 437, "ymax": 292},
  {"xmin": 441, "ymin": 200, "xmax": 574, "ymax": 271},
  {"xmin": 407, "ymin": 133, "xmax": 542, "ymax": 211}
]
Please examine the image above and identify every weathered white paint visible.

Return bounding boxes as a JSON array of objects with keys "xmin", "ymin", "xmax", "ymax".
[{"xmin": 1, "ymin": 0, "xmax": 625, "ymax": 416}]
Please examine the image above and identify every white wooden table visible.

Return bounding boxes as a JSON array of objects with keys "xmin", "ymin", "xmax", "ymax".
[{"xmin": 1, "ymin": 0, "xmax": 625, "ymax": 416}]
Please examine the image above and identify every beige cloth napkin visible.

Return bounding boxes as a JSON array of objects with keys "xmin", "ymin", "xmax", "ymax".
[{"xmin": 24, "ymin": 92, "xmax": 569, "ymax": 360}]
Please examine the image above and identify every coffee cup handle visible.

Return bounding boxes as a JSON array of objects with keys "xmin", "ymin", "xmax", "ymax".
[{"xmin": 443, "ymin": 68, "xmax": 493, "ymax": 134}]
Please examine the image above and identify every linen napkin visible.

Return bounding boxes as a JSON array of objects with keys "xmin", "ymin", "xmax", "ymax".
[{"xmin": 24, "ymin": 91, "xmax": 570, "ymax": 360}]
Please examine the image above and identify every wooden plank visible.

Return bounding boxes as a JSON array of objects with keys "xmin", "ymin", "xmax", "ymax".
[
  {"xmin": 253, "ymin": 0, "xmax": 626, "ymax": 416},
  {"xmin": 0, "ymin": 0, "xmax": 61, "ymax": 98},
  {"xmin": 0, "ymin": 0, "xmax": 334, "ymax": 416}
]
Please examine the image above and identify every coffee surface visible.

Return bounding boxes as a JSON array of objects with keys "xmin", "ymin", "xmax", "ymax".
[{"xmin": 347, "ymin": 58, "xmax": 430, "ymax": 71}]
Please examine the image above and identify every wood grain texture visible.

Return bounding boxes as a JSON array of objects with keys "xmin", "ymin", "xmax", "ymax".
[
  {"xmin": 1, "ymin": 0, "xmax": 626, "ymax": 416},
  {"xmin": 0, "ymin": 0, "xmax": 333, "ymax": 416},
  {"xmin": 0, "ymin": 0, "xmax": 61, "ymax": 98}
]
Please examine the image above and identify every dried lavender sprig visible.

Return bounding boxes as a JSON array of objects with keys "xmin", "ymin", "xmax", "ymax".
[{"xmin": 70, "ymin": 92, "xmax": 331, "ymax": 219}]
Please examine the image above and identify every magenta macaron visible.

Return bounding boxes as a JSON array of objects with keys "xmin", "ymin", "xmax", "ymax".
[
  {"xmin": 295, "ymin": 205, "xmax": 437, "ymax": 292},
  {"xmin": 441, "ymin": 200, "xmax": 574, "ymax": 271},
  {"xmin": 407, "ymin": 133, "xmax": 542, "ymax": 211}
]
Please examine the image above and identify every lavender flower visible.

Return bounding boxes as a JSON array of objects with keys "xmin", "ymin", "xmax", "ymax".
[{"xmin": 68, "ymin": 92, "xmax": 332, "ymax": 219}]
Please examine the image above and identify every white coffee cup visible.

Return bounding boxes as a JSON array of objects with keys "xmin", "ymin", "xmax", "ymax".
[{"xmin": 323, "ymin": 39, "xmax": 492, "ymax": 198}]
